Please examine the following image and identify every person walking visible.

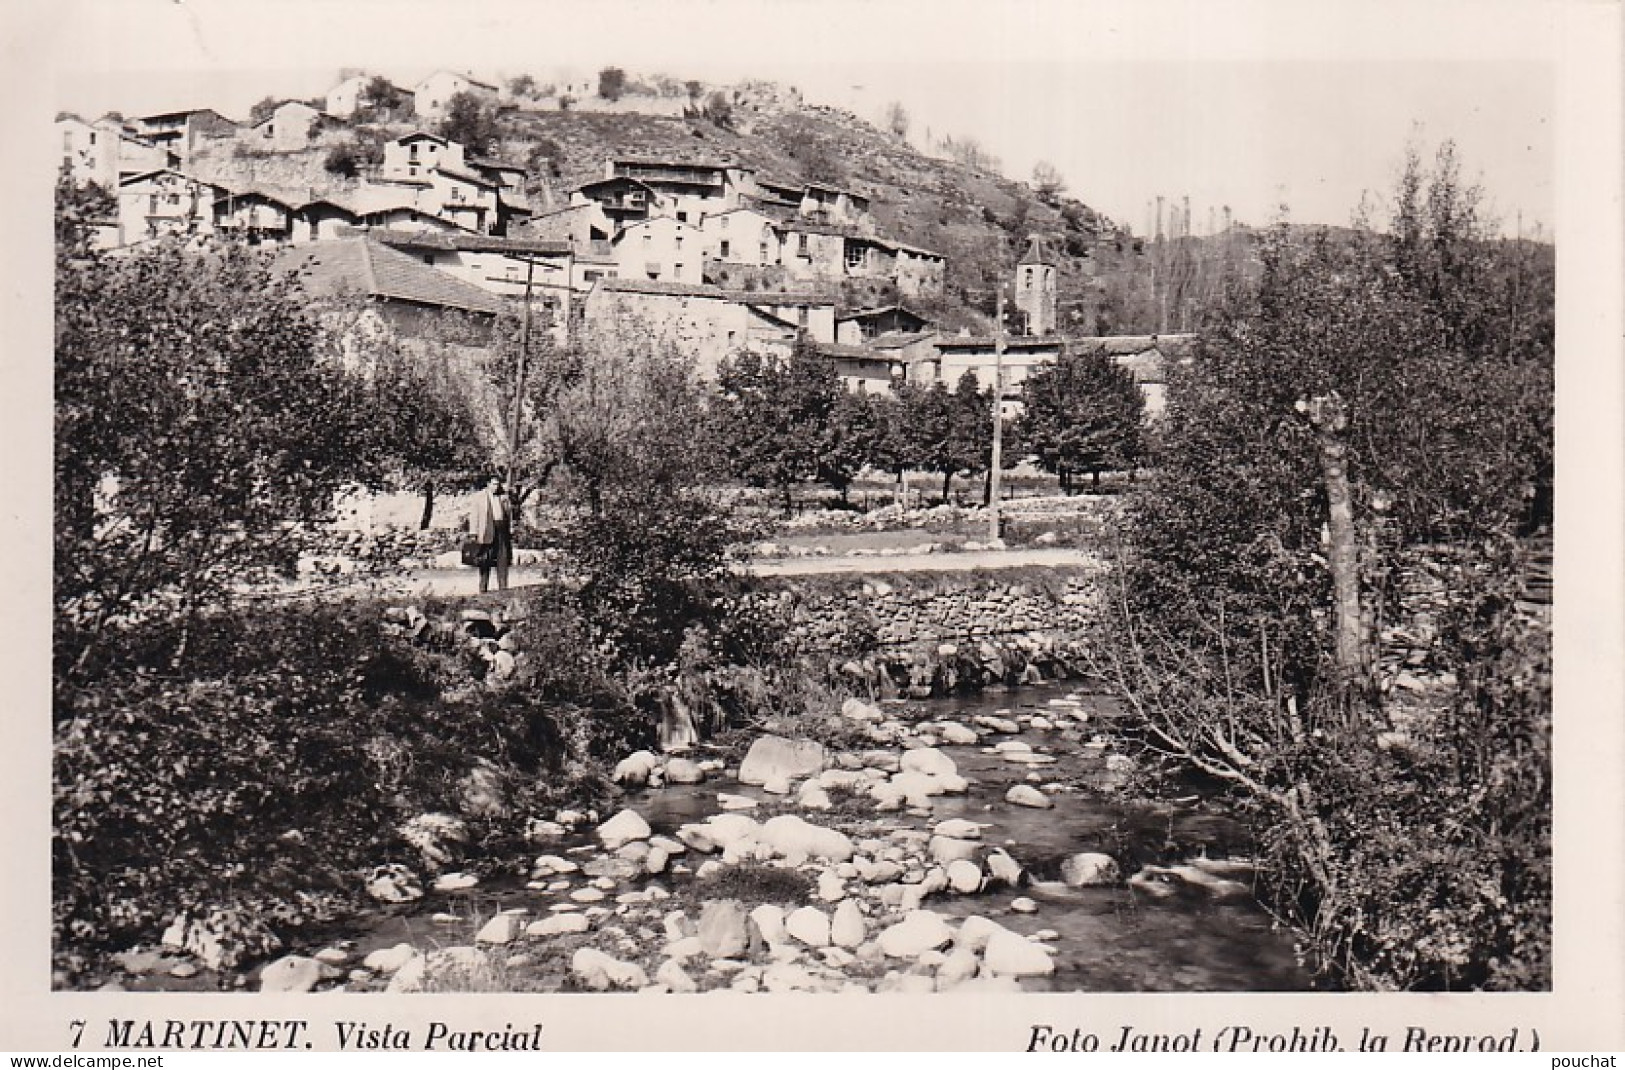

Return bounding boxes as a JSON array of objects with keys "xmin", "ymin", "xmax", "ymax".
[{"xmin": 468, "ymin": 475, "xmax": 514, "ymax": 593}]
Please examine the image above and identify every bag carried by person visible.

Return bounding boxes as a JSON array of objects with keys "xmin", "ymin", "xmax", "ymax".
[{"xmin": 461, "ymin": 537, "xmax": 496, "ymax": 568}]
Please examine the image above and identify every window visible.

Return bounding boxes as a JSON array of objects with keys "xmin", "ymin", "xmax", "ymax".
[
  {"xmin": 797, "ymin": 306, "xmax": 809, "ymax": 327},
  {"xmin": 677, "ymin": 210, "xmax": 688, "ymax": 223},
  {"xmin": 675, "ymin": 236, "xmax": 683, "ymax": 251},
  {"xmin": 674, "ymin": 263, "xmax": 684, "ymax": 278},
  {"xmin": 719, "ymin": 215, "xmax": 729, "ymax": 230},
  {"xmin": 1025, "ymin": 267, "xmax": 1034, "ymax": 288},
  {"xmin": 845, "ymin": 243, "xmax": 864, "ymax": 269},
  {"xmin": 643, "ymin": 233, "xmax": 652, "ymax": 248},
  {"xmin": 719, "ymin": 240, "xmax": 731, "ymax": 259},
  {"xmin": 797, "ymin": 233, "xmax": 809, "ymax": 256}
]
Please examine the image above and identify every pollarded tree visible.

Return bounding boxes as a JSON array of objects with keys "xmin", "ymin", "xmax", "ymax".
[{"xmin": 1017, "ymin": 349, "xmax": 1144, "ymax": 493}]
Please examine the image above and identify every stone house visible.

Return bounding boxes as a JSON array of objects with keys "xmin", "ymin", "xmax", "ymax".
[
  {"xmin": 413, "ymin": 70, "xmax": 499, "ymax": 120},
  {"xmin": 250, "ymin": 101, "xmax": 335, "ymax": 152},
  {"xmin": 699, "ymin": 206, "xmax": 784, "ymax": 267},
  {"xmin": 325, "ymin": 74, "xmax": 410, "ymax": 119},
  {"xmin": 278, "ymin": 234, "xmax": 506, "ymax": 339},
  {"xmin": 370, "ymin": 229, "xmax": 575, "ymax": 335},
  {"xmin": 612, "ymin": 216, "xmax": 704, "ymax": 285},
  {"xmin": 381, "ymin": 132, "xmax": 469, "ymax": 181},
  {"xmin": 116, "ymin": 169, "xmax": 224, "ymax": 244},
  {"xmin": 133, "ymin": 108, "xmax": 238, "ymax": 164},
  {"xmin": 835, "ymin": 305, "xmax": 933, "ymax": 345}
]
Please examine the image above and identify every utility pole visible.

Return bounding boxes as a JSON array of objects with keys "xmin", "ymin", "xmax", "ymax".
[
  {"xmin": 988, "ymin": 286, "xmax": 1006, "ymax": 542},
  {"xmin": 506, "ymin": 254, "xmax": 537, "ymax": 487}
]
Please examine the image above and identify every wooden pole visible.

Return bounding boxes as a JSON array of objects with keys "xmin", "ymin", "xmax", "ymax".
[
  {"xmin": 506, "ymin": 254, "xmax": 536, "ymax": 486},
  {"xmin": 989, "ymin": 286, "xmax": 1006, "ymax": 542}
]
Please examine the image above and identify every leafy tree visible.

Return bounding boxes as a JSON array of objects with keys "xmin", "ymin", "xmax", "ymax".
[
  {"xmin": 885, "ymin": 100, "xmax": 910, "ymax": 139},
  {"xmin": 1032, "ymin": 160, "xmax": 1067, "ymax": 205},
  {"xmin": 361, "ymin": 342, "xmax": 489, "ymax": 527},
  {"xmin": 54, "ymin": 233, "xmax": 376, "ymax": 671},
  {"xmin": 688, "ymin": 90, "xmax": 734, "ymax": 131},
  {"xmin": 1017, "ymin": 349, "xmax": 1144, "ymax": 492},
  {"xmin": 438, "ymin": 91, "xmax": 501, "ymax": 154},
  {"xmin": 508, "ymin": 73, "xmax": 537, "ymax": 99},
  {"xmin": 684, "ymin": 80, "xmax": 704, "ymax": 103},
  {"xmin": 818, "ymin": 388, "xmax": 885, "ymax": 503},
  {"xmin": 712, "ymin": 342, "xmax": 839, "ymax": 513},
  {"xmin": 248, "ymin": 96, "xmax": 280, "ymax": 126},
  {"xmin": 1107, "ymin": 139, "xmax": 1553, "ymax": 990},
  {"xmin": 905, "ymin": 371, "xmax": 992, "ymax": 503},
  {"xmin": 597, "ymin": 66, "xmax": 628, "ymax": 102}
]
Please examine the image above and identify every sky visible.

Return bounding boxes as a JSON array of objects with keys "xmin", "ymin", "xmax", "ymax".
[{"xmin": 36, "ymin": 0, "xmax": 1561, "ymax": 234}]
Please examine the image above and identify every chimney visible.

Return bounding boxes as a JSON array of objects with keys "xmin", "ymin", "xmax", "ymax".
[
  {"xmin": 1182, "ymin": 196, "xmax": 1191, "ymax": 238},
  {"xmin": 1223, "ymin": 205, "xmax": 1233, "ymax": 232},
  {"xmin": 1155, "ymin": 196, "xmax": 1165, "ymax": 242}
]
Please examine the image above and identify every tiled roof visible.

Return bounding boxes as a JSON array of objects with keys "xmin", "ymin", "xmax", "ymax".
[
  {"xmin": 1018, "ymin": 236, "xmax": 1059, "ymax": 266},
  {"xmin": 595, "ymin": 278, "xmax": 726, "ymax": 298},
  {"xmin": 278, "ymin": 237, "xmax": 505, "ymax": 316},
  {"xmin": 469, "ymin": 155, "xmax": 526, "ymax": 173},
  {"xmin": 372, "ymin": 230, "xmax": 571, "ymax": 256},
  {"xmin": 1069, "ymin": 332, "xmax": 1197, "ymax": 357},
  {"xmin": 869, "ymin": 331, "xmax": 937, "ymax": 350},
  {"xmin": 434, "ymin": 165, "xmax": 501, "ymax": 189},
  {"xmin": 724, "ymin": 290, "xmax": 835, "ymax": 307},
  {"xmin": 935, "ymin": 335, "xmax": 1068, "ymax": 350}
]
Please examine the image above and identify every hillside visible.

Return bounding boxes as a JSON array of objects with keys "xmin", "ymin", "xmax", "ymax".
[{"xmin": 191, "ymin": 78, "xmax": 1262, "ymax": 332}]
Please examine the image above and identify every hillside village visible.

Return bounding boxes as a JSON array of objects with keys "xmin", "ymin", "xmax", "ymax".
[{"xmin": 59, "ymin": 68, "xmax": 1200, "ymax": 407}]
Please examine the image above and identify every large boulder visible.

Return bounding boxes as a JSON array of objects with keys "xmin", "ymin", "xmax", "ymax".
[
  {"xmin": 759, "ymin": 814, "xmax": 855, "ymax": 863},
  {"xmin": 662, "ymin": 757, "xmax": 705, "ymax": 785},
  {"xmin": 399, "ymin": 814, "xmax": 470, "ymax": 869},
  {"xmin": 613, "ymin": 750, "xmax": 659, "ymax": 787},
  {"xmin": 571, "ymin": 948, "xmax": 648, "ymax": 991},
  {"xmin": 1060, "ymin": 852, "xmax": 1120, "ymax": 887},
  {"xmin": 738, "ymin": 735, "xmax": 828, "ymax": 786},
  {"xmin": 830, "ymin": 899, "xmax": 866, "ymax": 948},
  {"xmin": 784, "ymin": 906, "xmax": 831, "ymax": 948},
  {"xmin": 877, "ymin": 910, "xmax": 955, "ymax": 959},
  {"xmin": 596, "ymin": 808, "xmax": 652, "ymax": 850},
  {"xmin": 697, "ymin": 900, "xmax": 750, "ymax": 958},
  {"xmin": 258, "ymin": 955, "xmax": 322, "ymax": 993},
  {"xmin": 1005, "ymin": 784, "xmax": 1053, "ymax": 809},
  {"xmin": 899, "ymin": 747, "xmax": 958, "ymax": 779},
  {"xmin": 983, "ymin": 931, "xmax": 1056, "ymax": 977}
]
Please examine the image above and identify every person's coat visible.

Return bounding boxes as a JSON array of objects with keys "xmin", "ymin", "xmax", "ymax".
[{"xmin": 469, "ymin": 489, "xmax": 509, "ymax": 545}]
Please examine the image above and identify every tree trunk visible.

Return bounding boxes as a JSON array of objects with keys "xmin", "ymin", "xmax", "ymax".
[
  {"xmin": 1302, "ymin": 393, "xmax": 1375, "ymax": 708},
  {"xmin": 419, "ymin": 479, "xmax": 435, "ymax": 530},
  {"xmin": 982, "ymin": 466, "xmax": 992, "ymax": 507},
  {"xmin": 1091, "ymin": 467, "xmax": 1102, "ymax": 491},
  {"xmin": 941, "ymin": 470, "xmax": 953, "ymax": 503}
]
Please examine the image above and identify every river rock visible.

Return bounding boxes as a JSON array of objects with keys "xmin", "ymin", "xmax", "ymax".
[
  {"xmin": 785, "ymin": 906, "xmax": 831, "ymax": 948},
  {"xmin": 475, "ymin": 913, "xmax": 524, "ymax": 945},
  {"xmin": 362, "ymin": 943, "xmax": 418, "ymax": 975},
  {"xmin": 817, "ymin": 870, "xmax": 847, "ymax": 902},
  {"xmin": 1010, "ymin": 897, "xmax": 1039, "ymax": 914},
  {"xmin": 738, "ymin": 735, "xmax": 828, "ymax": 786},
  {"xmin": 841, "ymin": 698, "xmax": 885, "ymax": 723},
  {"xmin": 717, "ymin": 793, "xmax": 759, "ymax": 811},
  {"xmin": 596, "ymin": 808, "xmax": 652, "ymax": 850},
  {"xmin": 759, "ymin": 814, "xmax": 855, "ymax": 863},
  {"xmin": 900, "ymin": 747, "xmax": 957, "ymax": 779},
  {"xmin": 613, "ymin": 750, "xmax": 659, "ymax": 787},
  {"xmin": 983, "ymin": 930, "xmax": 1056, "ymax": 977},
  {"xmin": 365, "ymin": 864, "xmax": 424, "ymax": 904},
  {"xmin": 458, "ymin": 763, "xmax": 511, "ymax": 819},
  {"xmin": 761, "ymin": 775, "xmax": 792, "ymax": 795},
  {"xmin": 798, "ymin": 781, "xmax": 834, "ymax": 810},
  {"xmin": 938, "ymin": 722, "xmax": 979, "ymax": 745},
  {"xmin": 749, "ymin": 904, "xmax": 788, "ymax": 946},
  {"xmin": 663, "ymin": 757, "xmax": 705, "ymax": 784},
  {"xmin": 1164, "ymin": 864, "xmax": 1252, "ymax": 900},
  {"xmin": 644, "ymin": 846, "xmax": 670, "ymax": 875},
  {"xmin": 947, "ymin": 859, "xmax": 984, "ymax": 894},
  {"xmin": 936, "ymin": 946, "xmax": 981, "ymax": 989},
  {"xmin": 432, "ymin": 872, "xmax": 479, "ymax": 893},
  {"xmin": 929, "ymin": 835, "xmax": 981, "ymax": 865},
  {"xmin": 571, "ymin": 948, "xmax": 649, "ymax": 991},
  {"xmin": 698, "ymin": 900, "xmax": 750, "ymax": 958},
  {"xmin": 1060, "ymin": 852, "xmax": 1120, "ymax": 887},
  {"xmin": 527, "ymin": 913, "xmax": 590, "ymax": 937},
  {"xmin": 934, "ymin": 818, "xmax": 984, "ymax": 840},
  {"xmin": 830, "ymin": 899, "xmax": 866, "ymax": 948},
  {"xmin": 877, "ymin": 911, "xmax": 954, "ymax": 959},
  {"xmin": 258, "ymin": 955, "xmax": 322, "ymax": 993},
  {"xmin": 985, "ymin": 848, "xmax": 1024, "ymax": 887},
  {"xmin": 399, "ymin": 814, "xmax": 469, "ymax": 868},
  {"xmin": 655, "ymin": 959, "xmax": 698, "ymax": 993},
  {"xmin": 1005, "ymin": 785, "xmax": 1052, "ymax": 809}
]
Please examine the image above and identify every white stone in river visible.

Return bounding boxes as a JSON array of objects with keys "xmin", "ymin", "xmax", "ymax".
[
  {"xmin": 595, "ymin": 809, "xmax": 651, "ymax": 849},
  {"xmin": 935, "ymin": 947, "xmax": 980, "ymax": 989},
  {"xmin": 798, "ymin": 782, "xmax": 834, "ymax": 810},
  {"xmin": 877, "ymin": 910, "xmax": 954, "ymax": 958},
  {"xmin": 817, "ymin": 870, "xmax": 847, "ymax": 902},
  {"xmin": 785, "ymin": 906, "xmax": 831, "ymax": 948},
  {"xmin": 571, "ymin": 948, "xmax": 648, "ymax": 991},
  {"xmin": 1060, "ymin": 852, "xmax": 1121, "ymax": 887},
  {"xmin": 749, "ymin": 903, "xmax": 787, "ymax": 946},
  {"xmin": 1005, "ymin": 784, "xmax": 1053, "ymax": 809},
  {"xmin": 929, "ymin": 835, "xmax": 980, "ymax": 865},
  {"xmin": 258, "ymin": 955, "xmax": 323, "ymax": 993},
  {"xmin": 1029, "ymin": 716, "xmax": 1054, "ymax": 730},
  {"xmin": 1004, "ymin": 751, "xmax": 1057, "ymax": 766},
  {"xmin": 1010, "ymin": 897, "xmax": 1039, "ymax": 914},
  {"xmin": 985, "ymin": 848, "xmax": 1023, "ymax": 886},
  {"xmin": 612, "ymin": 750, "xmax": 658, "ymax": 787},
  {"xmin": 474, "ymin": 914, "xmax": 524, "ymax": 945},
  {"xmin": 526, "ymin": 913, "xmax": 590, "ymax": 937},
  {"xmin": 933, "ymin": 818, "xmax": 984, "ymax": 840},
  {"xmin": 717, "ymin": 793, "xmax": 759, "ymax": 811},
  {"xmin": 993, "ymin": 740, "xmax": 1032, "ymax": 753},
  {"xmin": 360, "ymin": 943, "xmax": 416, "ymax": 975},
  {"xmin": 644, "ymin": 846, "xmax": 669, "ymax": 875},
  {"xmin": 759, "ymin": 814, "xmax": 856, "ymax": 863},
  {"xmin": 938, "ymin": 722, "xmax": 979, "ymax": 745},
  {"xmin": 830, "ymin": 899, "xmax": 865, "ymax": 948},
  {"xmin": 655, "ymin": 959, "xmax": 698, "ymax": 993},
  {"xmin": 900, "ymin": 747, "xmax": 958, "ymax": 779},
  {"xmin": 761, "ymin": 775, "xmax": 792, "ymax": 795},
  {"xmin": 946, "ymin": 859, "xmax": 983, "ymax": 894},
  {"xmin": 738, "ymin": 735, "xmax": 828, "ymax": 785},
  {"xmin": 982, "ymin": 930, "xmax": 1056, "ymax": 977},
  {"xmin": 695, "ymin": 860, "xmax": 724, "ymax": 880},
  {"xmin": 432, "ymin": 872, "xmax": 479, "ymax": 892},
  {"xmin": 663, "ymin": 757, "xmax": 705, "ymax": 784},
  {"xmin": 570, "ymin": 887, "xmax": 606, "ymax": 903},
  {"xmin": 664, "ymin": 936, "xmax": 703, "ymax": 960}
]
